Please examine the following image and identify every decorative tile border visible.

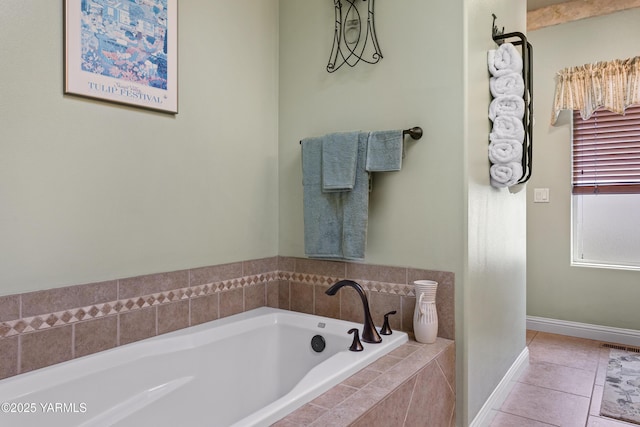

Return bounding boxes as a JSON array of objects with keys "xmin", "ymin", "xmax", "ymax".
[
  {"xmin": 0, "ymin": 270, "xmax": 417, "ymax": 339},
  {"xmin": 0, "ymin": 272, "xmax": 274, "ymax": 339},
  {"xmin": 283, "ymin": 272, "xmax": 416, "ymax": 297}
]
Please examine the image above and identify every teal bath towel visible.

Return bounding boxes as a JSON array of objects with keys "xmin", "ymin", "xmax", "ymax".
[
  {"xmin": 302, "ymin": 132, "xmax": 369, "ymax": 261},
  {"xmin": 322, "ymin": 131, "xmax": 359, "ymax": 192},
  {"xmin": 365, "ymin": 130, "xmax": 404, "ymax": 172}
]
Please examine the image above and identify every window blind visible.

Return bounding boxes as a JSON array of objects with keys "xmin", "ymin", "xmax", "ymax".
[{"xmin": 572, "ymin": 105, "xmax": 640, "ymax": 194}]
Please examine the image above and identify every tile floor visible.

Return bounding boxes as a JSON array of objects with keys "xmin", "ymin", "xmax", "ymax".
[{"xmin": 489, "ymin": 330, "xmax": 637, "ymax": 427}]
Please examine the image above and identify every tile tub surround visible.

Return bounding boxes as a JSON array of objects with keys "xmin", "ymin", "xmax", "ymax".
[
  {"xmin": 278, "ymin": 257, "xmax": 455, "ymax": 340},
  {"xmin": 273, "ymin": 339, "xmax": 456, "ymax": 427},
  {"xmin": 0, "ymin": 256, "xmax": 454, "ymax": 380}
]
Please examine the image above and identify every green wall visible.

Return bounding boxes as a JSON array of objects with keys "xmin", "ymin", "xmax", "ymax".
[
  {"xmin": 278, "ymin": 0, "xmax": 527, "ymax": 424},
  {"xmin": 277, "ymin": 0, "xmax": 465, "ymax": 273},
  {"xmin": 527, "ymin": 9, "xmax": 640, "ymax": 329},
  {"xmin": 0, "ymin": 0, "xmax": 280, "ymax": 295},
  {"xmin": 464, "ymin": 0, "xmax": 527, "ymax": 422}
]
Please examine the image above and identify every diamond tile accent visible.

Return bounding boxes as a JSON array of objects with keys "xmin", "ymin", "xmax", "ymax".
[
  {"xmin": 11, "ymin": 321, "xmax": 26, "ymax": 334},
  {"xmin": 60, "ymin": 312, "xmax": 73, "ymax": 323},
  {"xmin": 279, "ymin": 271, "xmax": 291, "ymax": 280},
  {"xmin": 101, "ymin": 303, "xmax": 112, "ymax": 315},
  {"xmin": 28, "ymin": 317, "xmax": 44, "ymax": 330},
  {"xmin": 0, "ymin": 323, "xmax": 14, "ymax": 338},
  {"xmin": 45, "ymin": 314, "xmax": 58, "ymax": 327}
]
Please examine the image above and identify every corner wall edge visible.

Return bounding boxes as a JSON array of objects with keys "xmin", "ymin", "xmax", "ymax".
[{"xmin": 469, "ymin": 346, "xmax": 529, "ymax": 427}]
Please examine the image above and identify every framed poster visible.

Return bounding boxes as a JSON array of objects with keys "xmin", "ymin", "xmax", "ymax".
[{"xmin": 64, "ymin": 0, "xmax": 178, "ymax": 113}]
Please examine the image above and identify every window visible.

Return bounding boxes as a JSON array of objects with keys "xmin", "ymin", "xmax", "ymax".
[{"xmin": 572, "ymin": 106, "xmax": 640, "ymax": 269}]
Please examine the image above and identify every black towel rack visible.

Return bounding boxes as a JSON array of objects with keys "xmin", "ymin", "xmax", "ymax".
[
  {"xmin": 491, "ymin": 14, "xmax": 533, "ymax": 185},
  {"xmin": 299, "ymin": 127, "xmax": 423, "ymax": 144}
]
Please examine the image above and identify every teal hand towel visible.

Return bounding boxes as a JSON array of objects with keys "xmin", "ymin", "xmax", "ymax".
[
  {"xmin": 322, "ymin": 131, "xmax": 359, "ymax": 192},
  {"xmin": 365, "ymin": 130, "xmax": 404, "ymax": 172},
  {"xmin": 302, "ymin": 132, "xmax": 369, "ymax": 261},
  {"xmin": 341, "ymin": 132, "xmax": 369, "ymax": 260},
  {"xmin": 302, "ymin": 136, "xmax": 343, "ymax": 258}
]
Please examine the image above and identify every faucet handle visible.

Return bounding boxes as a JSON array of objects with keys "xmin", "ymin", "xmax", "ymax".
[
  {"xmin": 348, "ymin": 328, "xmax": 364, "ymax": 352},
  {"xmin": 380, "ymin": 310, "xmax": 397, "ymax": 335}
]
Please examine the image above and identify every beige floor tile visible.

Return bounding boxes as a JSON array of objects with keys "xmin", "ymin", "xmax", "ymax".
[
  {"xmin": 530, "ymin": 331, "xmax": 601, "ymax": 351},
  {"xmin": 502, "ymin": 332, "xmax": 635, "ymax": 427},
  {"xmin": 499, "ymin": 382, "xmax": 590, "ymax": 427},
  {"xmin": 518, "ymin": 360, "xmax": 596, "ymax": 397},
  {"xmin": 490, "ymin": 411, "xmax": 555, "ymax": 426},
  {"xmin": 528, "ymin": 332, "xmax": 601, "ymax": 372}
]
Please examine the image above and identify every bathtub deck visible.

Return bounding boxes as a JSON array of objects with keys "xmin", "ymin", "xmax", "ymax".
[{"xmin": 272, "ymin": 337, "xmax": 456, "ymax": 427}]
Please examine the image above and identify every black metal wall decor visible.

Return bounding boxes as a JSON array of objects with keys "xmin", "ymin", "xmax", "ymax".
[{"xmin": 327, "ymin": 0, "xmax": 382, "ymax": 73}]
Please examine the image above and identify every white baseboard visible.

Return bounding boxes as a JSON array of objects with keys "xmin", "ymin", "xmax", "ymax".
[
  {"xmin": 526, "ymin": 316, "xmax": 640, "ymax": 347},
  {"xmin": 469, "ymin": 347, "xmax": 529, "ymax": 427}
]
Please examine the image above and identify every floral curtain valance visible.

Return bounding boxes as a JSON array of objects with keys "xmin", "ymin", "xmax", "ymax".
[{"xmin": 551, "ymin": 56, "xmax": 640, "ymax": 125}]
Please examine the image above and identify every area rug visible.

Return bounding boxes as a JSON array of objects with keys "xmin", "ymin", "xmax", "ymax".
[{"xmin": 601, "ymin": 348, "xmax": 640, "ymax": 424}]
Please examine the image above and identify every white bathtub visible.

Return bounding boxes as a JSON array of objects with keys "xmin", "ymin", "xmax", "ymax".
[{"xmin": 0, "ymin": 307, "xmax": 407, "ymax": 427}]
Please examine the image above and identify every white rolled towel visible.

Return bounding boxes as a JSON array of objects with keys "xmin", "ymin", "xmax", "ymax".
[
  {"xmin": 490, "ymin": 115, "xmax": 525, "ymax": 142},
  {"xmin": 489, "ymin": 95, "xmax": 525, "ymax": 121},
  {"xmin": 488, "ymin": 43, "xmax": 523, "ymax": 77},
  {"xmin": 490, "ymin": 162, "xmax": 523, "ymax": 188},
  {"xmin": 489, "ymin": 139, "xmax": 523, "ymax": 164},
  {"xmin": 490, "ymin": 72, "xmax": 524, "ymax": 97}
]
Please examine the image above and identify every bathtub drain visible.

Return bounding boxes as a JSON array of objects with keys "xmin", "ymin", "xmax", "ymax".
[{"xmin": 311, "ymin": 335, "xmax": 326, "ymax": 353}]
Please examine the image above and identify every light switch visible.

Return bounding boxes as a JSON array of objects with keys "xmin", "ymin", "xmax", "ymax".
[{"xmin": 534, "ymin": 188, "xmax": 550, "ymax": 203}]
